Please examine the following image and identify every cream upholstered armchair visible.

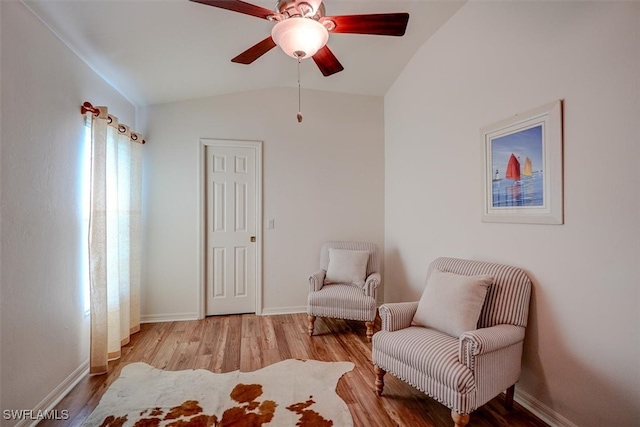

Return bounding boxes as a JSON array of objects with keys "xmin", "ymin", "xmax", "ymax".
[
  {"xmin": 372, "ymin": 257, "xmax": 532, "ymax": 427},
  {"xmin": 307, "ymin": 241, "xmax": 380, "ymax": 340}
]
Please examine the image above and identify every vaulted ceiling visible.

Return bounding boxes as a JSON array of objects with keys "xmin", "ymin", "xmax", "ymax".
[{"xmin": 23, "ymin": 0, "xmax": 465, "ymax": 107}]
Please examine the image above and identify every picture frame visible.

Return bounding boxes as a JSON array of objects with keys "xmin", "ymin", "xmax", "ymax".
[{"xmin": 481, "ymin": 100, "xmax": 563, "ymax": 224}]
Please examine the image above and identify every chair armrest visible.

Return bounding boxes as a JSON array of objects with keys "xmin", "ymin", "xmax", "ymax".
[
  {"xmin": 308, "ymin": 269, "xmax": 326, "ymax": 292},
  {"xmin": 364, "ymin": 272, "xmax": 381, "ymax": 297},
  {"xmin": 459, "ymin": 324, "xmax": 526, "ymax": 368},
  {"xmin": 378, "ymin": 302, "xmax": 419, "ymax": 332}
]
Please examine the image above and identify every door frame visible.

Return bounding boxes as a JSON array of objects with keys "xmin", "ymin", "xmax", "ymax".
[{"xmin": 199, "ymin": 138, "xmax": 263, "ymax": 318}]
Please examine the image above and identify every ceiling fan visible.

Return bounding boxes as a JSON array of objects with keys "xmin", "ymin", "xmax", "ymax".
[{"xmin": 190, "ymin": 0, "xmax": 410, "ymax": 77}]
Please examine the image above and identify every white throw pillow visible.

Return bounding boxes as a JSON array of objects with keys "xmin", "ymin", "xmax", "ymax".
[
  {"xmin": 412, "ymin": 269, "xmax": 493, "ymax": 337},
  {"xmin": 324, "ymin": 248, "xmax": 370, "ymax": 287}
]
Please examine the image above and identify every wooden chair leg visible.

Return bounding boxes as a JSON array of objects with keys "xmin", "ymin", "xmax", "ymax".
[
  {"xmin": 505, "ymin": 384, "xmax": 515, "ymax": 410},
  {"xmin": 307, "ymin": 316, "xmax": 316, "ymax": 337},
  {"xmin": 451, "ymin": 411, "xmax": 470, "ymax": 427},
  {"xmin": 365, "ymin": 321, "xmax": 374, "ymax": 341},
  {"xmin": 374, "ymin": 365, "xmax": 386, "ymax": 396}
]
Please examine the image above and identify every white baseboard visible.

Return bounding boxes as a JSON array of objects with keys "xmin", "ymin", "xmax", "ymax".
[
  {"xmin": 15, "ymin": 360, "xmax": 89, "ymax": 427},
  {"xmin": 141, "ymin": 309, "xmax": 306, "ymax": 321},
  {"xmin": 260, "ymin": 306, "xmax": 306, "ymax": 316},
  {"xmin": 140, "ymin": 312, "xmax": 199, "ymax": 323},
  {"xmin": 515, "ymin": 389, "xmax": 578, "ymax": 427}
]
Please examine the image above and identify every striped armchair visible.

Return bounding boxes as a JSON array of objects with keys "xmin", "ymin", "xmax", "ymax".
[
  {"xmin": 307, "ymin": 241, "xmax": 381, "ymax": 340},
  {"xmin": 372, "ymin": 257, "xmax": 532, "ymax": 427}
]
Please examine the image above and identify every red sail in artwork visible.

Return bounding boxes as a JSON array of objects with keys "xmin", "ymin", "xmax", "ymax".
[{"xmin": 505, "ymin": 154, "xmax": 521, "ymax": 181}]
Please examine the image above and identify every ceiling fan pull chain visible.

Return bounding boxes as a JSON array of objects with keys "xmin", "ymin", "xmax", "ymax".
[{"xmin": 297, "ymin": 55, "xmax": 303, "ymax": 123}]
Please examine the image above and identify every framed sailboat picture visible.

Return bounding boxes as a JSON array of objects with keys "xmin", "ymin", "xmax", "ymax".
[{"xmin": 481, "ymin": 100, "xmax": 563, "ymax": 224}]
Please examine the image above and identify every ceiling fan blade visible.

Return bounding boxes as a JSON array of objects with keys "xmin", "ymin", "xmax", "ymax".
[
  {"xmin": 231, "ymin": 36, "xmax": 277, "ymax": 64},
  {"xmin": 312, "ymin": 45, "xmax": 344, "ymax": 77},
  {"xmin": 323, "ymin": 13, "xmax": 410, "ymax": 36},
  {"xmin": 189, "ymin": 0, "xmax": 274, "ymax": 20}
]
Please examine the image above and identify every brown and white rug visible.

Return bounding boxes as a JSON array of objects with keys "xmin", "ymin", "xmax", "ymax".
[{"xmin": 82, "ymin": 359, "xmax": 354, "ymax": 426}]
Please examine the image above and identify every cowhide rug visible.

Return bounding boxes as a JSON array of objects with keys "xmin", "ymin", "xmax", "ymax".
[{"xmin": 82, "ymin": 359, "xmax": 354, "ymax": 426}]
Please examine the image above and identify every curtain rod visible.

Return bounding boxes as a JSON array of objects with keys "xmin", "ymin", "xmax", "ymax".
[{"xmin": 81, "ymin": 101, "xmax": 146, "ymax": 145}]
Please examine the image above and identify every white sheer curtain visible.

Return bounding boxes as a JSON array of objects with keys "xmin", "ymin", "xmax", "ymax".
[{"xmin": 87, "ymin": 106, "xmax": 142, "ymax": 375}]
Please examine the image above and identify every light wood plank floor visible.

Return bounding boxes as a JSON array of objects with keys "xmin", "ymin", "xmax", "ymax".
[{"xmin": 40, "ymin": 314, "xmax": 548, "ymax": 427}]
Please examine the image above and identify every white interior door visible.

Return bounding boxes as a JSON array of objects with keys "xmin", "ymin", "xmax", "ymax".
[{"xmin": 205, "ymin": 142, "xmax": 260, "ymax": 316}]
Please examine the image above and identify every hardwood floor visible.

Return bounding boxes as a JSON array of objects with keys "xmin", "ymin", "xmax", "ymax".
[{"xmin": 40, "ymin": 314, "xmax": 548, "ymax": 427}]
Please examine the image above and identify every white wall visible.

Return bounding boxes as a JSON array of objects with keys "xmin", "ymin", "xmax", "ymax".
[
  {"xmin": 384, "ymin": 1, "xmax": 639, "ymax": 426},
  {"xmin": 0, "ymin": 0, "xmax": 135, "ymax": 419},
  {"xmin": 137, "ymin": 88, "xmax": 384, "ymax": 319}
]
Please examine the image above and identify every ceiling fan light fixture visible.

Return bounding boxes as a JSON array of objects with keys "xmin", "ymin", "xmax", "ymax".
[{"xmin": 271, "ymin": 17, "xmax": 329, "ymax": 59}]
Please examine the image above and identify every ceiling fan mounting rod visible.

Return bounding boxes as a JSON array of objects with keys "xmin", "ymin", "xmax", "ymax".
[
  {"xmin": 268, "ymin": 1, "xmax": 336, "ymax": 32},
  {"xmin": 273, "ymin": 0, "xmax": 325, "ymax": 20},
  {"xmin": 295, "ymin": 2, "xmax": 314, "ymax": 17}
]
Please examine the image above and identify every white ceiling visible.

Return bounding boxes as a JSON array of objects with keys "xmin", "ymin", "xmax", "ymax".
[{"xmin": 23, "ymin": 0, "xmax": 465, "ymax": 107}]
